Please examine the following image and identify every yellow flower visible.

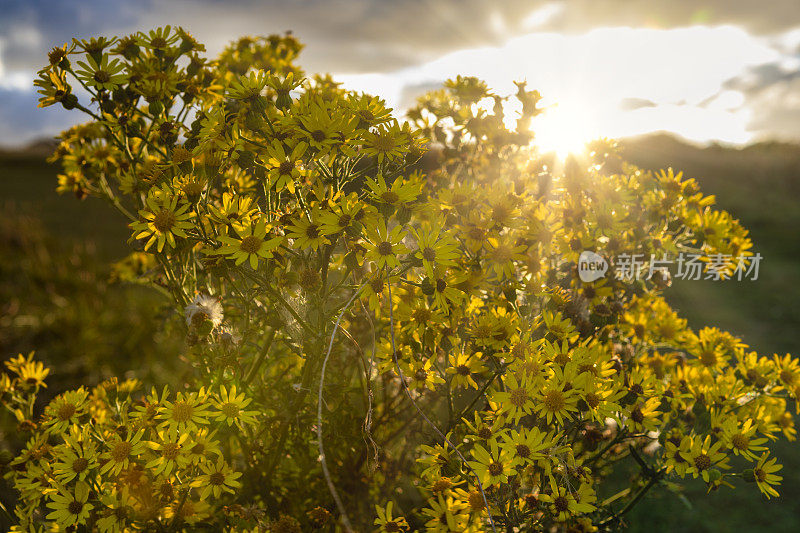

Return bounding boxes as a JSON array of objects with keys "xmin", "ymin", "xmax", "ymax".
[
  {"xmin": 43, "ymin": 388, "xmax": 90, "ymax": 434},
  {"xmin": 75, "ymin": 54, "xmax": 128, "ymax": 91},
  {"xmin": 46, "ymin": 481, "xmax": 93, "ymax": 528},
  {"xmin": 211, "ymin": 385, "xmax": 259, "ymax": 428},
  {"xmin": 374, "ymin": 501, "xmax": 409, "ymax": 532},
  {"xmin": 722, "ymin": 418, "xmax": 767, "ymax": 460},
  {"xmin": 265, "ymin": 140, "xmax": 307, "ymax": 194},
  {"xmin": 489, "ymin": 373, "xmax": 535, "ymax": 423},
  {"xmin": 157, "ymin": 389, "xmax": 211, "ymax": 434},
  {"xmin": 469, "ymin": 439, "xmax": 514, "ymax": 487},
  {"xmin": 191, "ymin": 456, "xmax": 242, "ymax": 499},
  {"xmin": 217, "ymin": 219, "xmax": 283, "ymax": 268},
  {"xmin": 131, "ymin": 187, "xmax": 194, "ymax": 252},
  {"xmin": 412, "ymin": 222, "xmax": 460, "ymax": 278},
  {"xmin": 99, "ymin": 429, "xmax": 146, "ymax": 476},
  {"xmin": 680, "ymin": 435, "xmax": 729, "ymax": 483},
  {"xmin": 364, "ymin": 219, "xmax": 408, "ymax": 271},
  {"xmin": 750, "ymin": 452, "xmax": 782, "ymax": 499},
  {"xmin": 286, "ymin": 210, "xmax": 330, "ymax": 251},
  {"xmin": 5, "ymin": 352, "xmax": 50, "ymax": 389},
  {"xmin": 421, "ymin": 494, "xmax": 469, "ymax": 532},
  {"xmin": 146, "ymin": 430, "xmax": 190, "ymax": 477},
  {"xmin": 446, "ymin": 351, "xmax": 487, "ymax": 390}
]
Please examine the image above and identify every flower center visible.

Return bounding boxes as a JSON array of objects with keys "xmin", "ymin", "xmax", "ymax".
[
  {"xmin": 488, "ymin": 461, "xmax": 503, "ymax": 476},
  {"xmin": 305, "ymin": 224, "xmax": 320, "ymax": 239},
  {"xmin": 377, "ymin": 241, "xmax": 393, "ymax": 256},
  {"xmin": 543, "ymin": 389, "xmax": 565, "ymax": 412},
  {"xmin": 694, "ymin": 453, "xmax": 711, "ymax": 471},
  {"xmin": 731, "ymin": 434, "xmax": 750, "ymax": 450},
  {"xmin": 311, "ymin": 130, "xmax": 326, "ymax": 142},
  {"xmin": 585, "ymin": 392, "xmax": 600, "ymax": 408},
  {"xmin": 93, "ymin": 70, "xmax": 110, "ymax": 84},
  {"xmin": 553, "ymin": 496, "xmax": 569, "ymax": 512},
  {"xmin": 112, "ymin": 441, "xmax": 132, "ymax": 462},
  {"xmin": 72, "ymin": 457, "xmax": 89, "ymax": 473},
  {"xmin": 57, "ymin": 403, "xmax": 77, "ymax": 421},
  {"xmin": 510, "ymin": 387, "xmax": 529, "ymax": 408},
  {"xmin": 161, "ymin": 442, "xmax": 180, "ymax": 460},
  {"xmin": 699, "ymin": 350, "xmax": 718, "ymax": 367},
  {"xmin": 516, "ymin": 444, "xmax": 531, "ymax": 458},
  {"xmin": 68, "ymin": 500, "xmax": 84, "ymax": 515},
  {"xmin": 172, "ymin": 401, "xmax": 193, "ymax": 423},
  {"xmin": 422, "ymin": 246, "xmax": 436, "ymax": 261},
  {"xmin": 380, "ymin": 191, "xmax": 399, "ymax": 204},
  {"xmin": 221, "ymin": 402, "xmax": 240, "ymax": 419},
  {"xmin": 239, "ymin": 235, "xmax": 262, "ymax": 254},
  {"xmin": 209, "ymin": 472, "xmax": 225, "ymax": 485},
  {"xmin": 153, "ymin": 210, "xmax": 176, "ymax": 232},
  {"xmin": 279, "ymin": 160, "xmax": 295, "ymax": 175},
  {"xmin": 373, "ymin": 133, "xmax": 395, "ymax": 152}
]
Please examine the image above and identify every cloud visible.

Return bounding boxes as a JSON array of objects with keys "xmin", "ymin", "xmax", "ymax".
[
  {"xmin": 1, "ymin": 0, "xmax": 800, "ymax": 146},
  {"xmin": 619, "ymin": 97, "xmax": 657, "ymax": 111},
  {"xmin": 0, "ymin": 87, "xmax": 80, "ymax": 146}
]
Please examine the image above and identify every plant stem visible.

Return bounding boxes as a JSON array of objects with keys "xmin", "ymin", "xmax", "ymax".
[{"xmin": 244, "ymin": 329, "xmax": 276, "ymax": 385}]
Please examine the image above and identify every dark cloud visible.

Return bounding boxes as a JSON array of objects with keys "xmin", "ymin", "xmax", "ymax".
[
  {"xmin": 5, "ymin": 0, "xmax": 800, "ymax": 76},
  {"xmin": 2, "ymin": 0, "xmax": 800, "ymax": 146},
  {"xmin": 0, "ymin": 87, "xmax": 80, "ymax": 145}
]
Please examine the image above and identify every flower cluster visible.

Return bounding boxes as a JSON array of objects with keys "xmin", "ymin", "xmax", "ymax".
[
  {"xmin": 2, "ymin": 355, "xmax": 259, "ymax": 531},
  {"xmin": 19, "ymin": 27, "xmax": 796, "ymax": 531}
]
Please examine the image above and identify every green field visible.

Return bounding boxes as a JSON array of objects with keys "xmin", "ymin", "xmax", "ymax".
[{"xmin": 1, "ymin": 135, "xmax": 798, "ymax": 531}]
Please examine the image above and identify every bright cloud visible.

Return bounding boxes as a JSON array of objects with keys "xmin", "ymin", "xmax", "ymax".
[{"xmin": 338, "ymin": 25, "xmax": 787, "ymax": 145}]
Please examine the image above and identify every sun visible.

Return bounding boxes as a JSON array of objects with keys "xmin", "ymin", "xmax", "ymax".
[{"xmin": 531, "ymin": 99, "xmax": 599, "ymax": 159}]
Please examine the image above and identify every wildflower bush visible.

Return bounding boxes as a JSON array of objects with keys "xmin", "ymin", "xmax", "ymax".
[{"xmin": 3, "ymin": 26, "xmax": 797, "ymax": 531}]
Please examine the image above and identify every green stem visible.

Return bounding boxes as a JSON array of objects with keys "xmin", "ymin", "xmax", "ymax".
[{"xmin": 244, "ymin": 329, "xmax": 276, "ymax": 385}]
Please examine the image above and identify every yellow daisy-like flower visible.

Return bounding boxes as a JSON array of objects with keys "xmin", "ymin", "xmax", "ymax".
[
  {"xmin": 157, "ymin": 389, "xmax": 212, "ymax": 434},
  {"xmin": 131, "ymin": 188, "xmax": 193, "ymax": 252},
  {"xmin": 46, "ymin": 481, "xmax": 93, "ymax": 528},
  {"xmin": 533, "ymin": 365, "xmax": 580, "ymax": 425},
  {"xmin": 5, "ymin": 352, "xmax": 50, "ymax": 389},
  {"xmin": 43, "ymin": 388, "xmax": 90, "ymax": 434},
  {"xmin": 446, "ymin": 351, "xmax": 487, "ymax": 390},
  {"xmin": 99, "ymin": 429, "xmax": 146, "ymax": 476},
  {"xmin": 265, "ymin": 140, "xmax": 307, "ymax": 194},
  {"xmin": 490, "ymin": 373, "xmax": 536, "ymax": 423},
  {"xmin": 538, "ymin": 480, "xmax": 596, "ymax": 522},
  {"xmin": 362, "ymin": 122, "xmax": 408, "ymax": 163},
  {"xmin": 286, "ymin": 211, "xmax": 330, "ymax": 251},
  {"xmin": 146, "ymin": 430, "xmax": 190, "ymax": 477},
  {"xmin": 680, "ymin": 434, "xmax": 729, "ymax": 482},
  {"xmin": 191, "ymin": 456, "xmax": 242, "ymax": 499},
  {"xmin": 469, "ymin": 439, "xmax": 515, "ymax": 487},
  {"xmin": 412, "ymin": 222, "xmax": 460, "ymax": 278},
  {"xmin": 52, "ymin": 436, "xmax": 97, "ymax": 484},
  {"xmin": 421, "ymin": 494, "xmax": 469, "ymax": 532},
  {"xmin": 211, "ymin": 385, "xmax": 259, "ymax": 428},
  {"xmin": 374, "ymin": 501, "xmax": 409, "ymax": 532},
  {"xmin": 722, "ymin": 418, "xmax": 767, "ymax": 460},
  {"xmin": 364, "ymin": 219, "xmax": 408, "ymax": 271},
  {"xmin": 217, "ymin": 219, "xmax": 283, "ymax": 269},
  {"xmin": 751, "ymin": 452, "xmax": 783, "ymax": 499}
]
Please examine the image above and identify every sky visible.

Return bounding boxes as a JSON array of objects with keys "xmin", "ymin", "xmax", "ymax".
[{"xmin": 1, "ymin": 0, "xmax": 800, "ymax": 149}]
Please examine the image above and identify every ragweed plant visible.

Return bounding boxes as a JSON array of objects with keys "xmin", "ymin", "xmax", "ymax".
[{"xmin": 9, "ymin": 26, "xmax": 796, "ymax": 531}]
